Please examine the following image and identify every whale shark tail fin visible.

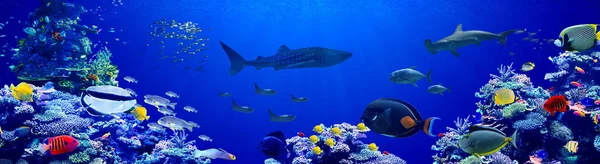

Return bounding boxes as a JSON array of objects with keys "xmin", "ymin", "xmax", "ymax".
[
  {"xmin": 498, "ymin": 30, "xmax": 518, "ymax": 46},
  {"xmin": 424, "ymin": 39, "xmax": 438, "ymax": 55},
  {"xmin": 220, "ymin": 41, "xmax": 247, "ymax": 76}
]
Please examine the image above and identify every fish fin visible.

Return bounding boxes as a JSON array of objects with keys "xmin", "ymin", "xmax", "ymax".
[
  {"xmin": 277, "ymin": 45, "xmax": 291, "ymax": 54},
  {"xmin": 411, "ymin": 82, "xmax": 418, "ymax": 87},
  {"xmin": 596, "ymin": 30, "xmax": 600, "ymax": 41},
  {"xmin": 498, "ymin": 30, "xmax": 517, "ymax": 46},
  {"xmin": 454, "ymin": 24, "xmax": 463, "ymax": 34},
  {"xmin": 450, "ymin": 49, "xmax": 459, "ymax": 57},
  {"xmin": 469, "ymin": 125, "xmax": 506, "ymax": 136},
  {"xmin": 290, "ymin": 94, "xmax": 296, "ymax": 99},
  {"xmin": 168, "ymin": 103, "xmax": 177, "ymax": 110},
  {"xmin": 219, "ymin": 41, "xmax": 247, "ymax": 76},
  {"xmin": 268, "ymin": 108, "xmax": 277, "ymax": 118},
  {"xmin": 186, "ymin": 126, "xmax": 193, "ymax": 132},
  {"xmin": 231, "ymin": 98, "xmax": 239, "ymax": 107},
  {"xmin": 424, "ymin": 39, "xmax": 438, "ymax": 55},
  {"xmin": 254, "ymin": 83, "xmax": 261, "ymax": 92},
  {"xmin": 39, "ymin": 143, "xmax": 49, "ymax": 154},
  {"xmin": 400, "ymin": 116, "xmax": 416, "ymax": 129},
  {"xmin": 422, "ymin": 117, "xmax": 439, "ymax": 137},
  {"xmin": 426, "ymin": 70, "xmax": 432, "ymax": 84},
  {"xmin": 266, "ymin": 131, "xmax": 286, "ymax": 142},
  {"xmin": 447, "ymin": 87, "xmax": 451, "ymax": 94},
  {"xmin": 146, "ymin": 116, "xmax": 150, "ymax": 120},
  {"xmin": 510, "ymin": 130, "xmax": 520, "ymax": 150}
]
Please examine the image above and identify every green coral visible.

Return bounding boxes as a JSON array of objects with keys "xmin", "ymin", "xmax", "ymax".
[
  {"xmin": 459, "ymin": 156, "xmax": 482, "ymax": 164},
  {"xmin": 34, "ymin": 106, "xmax": 66, "ymax": 122},
  {"xmin": 88, "ymin": 47, "xmax": 119, "ymax": 86},
  {"xmin": 502, "ymin": 103, "xmax": 527, "ymax": 119},
  {"xmin": 475, "ymin": 83, "xmax": 495, "ymax": 98},
  {"xmin": 497, "ymin": 81, "xmax": 526, "ymax": 90},
  {"xmin": 68, "ymin": 152, "xmax": 90, "ymax": 163},
  {"xmin": 586, "ymin": 86, "xmax": 600, "ymax": 100}
]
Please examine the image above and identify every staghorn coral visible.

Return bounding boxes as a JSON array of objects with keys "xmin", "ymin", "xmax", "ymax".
[
  {"xmin": 490, "ymin": 63, "xmax": 515, "ymax": 82},
  {"xmin": 544, "ymin": 70, "xmax": 569, "ymax": 81},
  {"xmin": 447, "ymin": 117, "xmax": 471, "ymax": 135}
]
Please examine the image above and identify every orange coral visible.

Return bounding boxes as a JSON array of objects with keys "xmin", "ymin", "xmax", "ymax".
[{"xmin": 87, "ymin": 74, "xmax": 99, "ymax": 82}]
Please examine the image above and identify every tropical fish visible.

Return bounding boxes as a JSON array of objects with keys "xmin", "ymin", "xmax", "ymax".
[
  {"xmin": 356, "ymin": 123, "xmax": 369, "ymax": 132},
  {"xmin": 0, "ymin": 126, "xmax": 31, "ymax": 140},
  {"xmin": 123, "ymin": 76, "xmax": 138, "ymax": 83},
  {"xmin": 218, "ymin": 90, "xmax": 232, "ymax": 97},
  {"xmin": 330, "ymin": 127, "xmax": 341, "ymax": 135},
  {"xmin": 312, "ymin": 146, "xmax": 322, "ymax": 155},
  {"xmin": 186, "ymin": 121, "xmax": 200, "ymax": 128},
  {"xmin": 125, "ymin": 88, "xmax": 137, "ymax": 97},
  {"xmin": 564, "ymin": 141, "xmax": 578, "ymax": 153},
  {"xmin": 554, "ymin": 24, "xmax": 600, "ymax": 52},
  {"xmin": 458, "ymin": 125, "xmax": 519, "ymax": 157},
  {"xmin": 39, "ymin": 135, "xmax": 79, "ymax": 155},
  {"xmin": 595, "ymin": 99, "xmax": 600, "ymax": 105},
  {"xmin": 521, "ymin": 62, "xmax": 535, "ymax": 72},
  {"xmin": 575, "ymin": 66, "xmax": 585, "ymax": 74},
  {"xmin": 594, "ymin": 59, "xmax": 598, "ymax": 63},
  {"xmin": 101, "ymin": 132, "xmax": 110, "ymax": 139},
  {"xmin": 268, "ymin": 109, "xmax": 296, "ymax": 122},
  {"xmin": 198, "ymin": 135, "xmax": 213, "ymax": 142},
  {"xmin": 157, "ymin": 116, "xmax": 194, "ymax": 132},
  {"xmin": 367, "ymin": 143, "xmax": 379, "ymax": 151},
  {"xmin": 290, "ymin": 94, "xmax": 308, "ymax": 102},
  {"xmin": 360, "ymin": 98, "xmax": 439, "ymax": 138},
  {"xmin": 183, "ymin": 106, "xmax": 197, "ymax": 113},
  {"xmin": 231, "ymin": 98, "xmax": 254, "ymax": 113},
  {"xmin": 130, "ymin": 106, "xmax": 150, "ymax": 121},
  {"xmin": 144, "ymin": 95, "xmax": 177, "ymax": 109},
  {"xmin": 438, "ymin": 133, "xmax": 445, "ymax": 137},
  {"xmin": 427, "ymin": 85, "xmax": 450, "ymax": 95},
  {"xmin": 39, "ymin": 81, "xmax": 56, "ymax": 93},
  {"xmin": 165, "ymin": 91, "xmax": 179, "ymax": 98},
  {"xmin": 258, "ymin": 131, "xmax": 289, "ymax": 163},
  {"xmin": 219, "ymin": 41, "xmax": 352, "ymax": 75},
  {"xmin": 383, "ymin": 151, "xmax": 390, "ymax": 155},
  {"xmin": 548, "ymin": 87, "xmax": 554, "ymax": 91},
  {"xmin": 10, "ymin": 82, "xmax": 33, "ymax": 102},
  {"xmin": 324, "ymin": 138, "xmax": 335, "ymax": 147},
  {"xmin": 157, "ymin": 107, "xmax": 177, "ymax": 116},
  {"xmin": 193, "ymin": 148, "xmax": 236, "ymax": 160},
  {"xmin": 573, "ymin": 110, "xmax": 586, "ymax": 117},
  {"xmin": 309, "ymin": 135, "xmax": 320, "ymax": 143},
  {"xmin": 424, "ymin": 24, "xmax": 517, "ymax": 57},
  {"xmin": 147, "ymin": 123, "xmax": 165, "ymax": 131},
  {"xmin": 297, "ymin": 132, "xmax": 305, "ymax": 137},
  {"xmin": 313, "ymin": 125, "xmax": 324, "ymax": 133},
  {"xmin": 543, "ymin": 95, "xmax": 570, "ymax": 116},
  {"xmin": 493, "ymin": 88, "xmax": 516, "ymax": 105},
  {"xmin": 571, "ymin": 81, "xmax": 583, "ymax": 87},
  {"xmin": 580, "ymin": 97, "xmax": 595, "ymax": 106},
  {"xmin": 388, "ymin": 66, "xmax": 432, "ymax": 87},
  {"xmin": 537, "ymin": 150, "xmax": 548, "ymax": 160},
  {"xmin": 81, "ymin": 86, "xmax": 137, "ymax": 116},
  {"xmin": 254, "ymin": 83, "xmax": 277, "ymax": 95}
]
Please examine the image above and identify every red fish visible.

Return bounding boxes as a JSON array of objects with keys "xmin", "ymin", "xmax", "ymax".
[
  {"xmin": 39, "ymin": 135, "xmax": 79, "ymax": 155},
  {"xmin": 383, "ymin": 151, "xmax": 390, "ymax": 155},
  {"xmin": 570, "ymin": 81, "xmax": 582, "ymax": 87},
  {"xmin": 548, "ymin": 87, "xmax": 554, "ymax": 91},
  {"xmin": 437, "ymin": 133, "xmax": 445, "ymax": 137},
  {"xmin": 297, "ymin": 132, "xmax": 304, "ymax": 137},
  {"xmin": 543, "ymin": 95, "xmax": 570, "ymax": 116}
]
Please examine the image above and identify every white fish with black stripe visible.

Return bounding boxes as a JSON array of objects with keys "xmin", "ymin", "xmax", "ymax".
[{"xmin": 80, "ymin": 85, "xmax": 137, "ymax": 116}]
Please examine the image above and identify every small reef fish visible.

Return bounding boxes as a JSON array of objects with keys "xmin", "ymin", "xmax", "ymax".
[
  {"xmin": 219, "ymin": 41, "xmax": 351, "ymax": 75},
  {"xmin": 537, "ymin": 150, "xmax": 548, "ymax": 160},
  {"xmin": 198, "ymin": 135, "xmax": 213, "ymax": 142},
  {"xmin": 573, "ymin": 110, "xmax": 586, "ymax": 117},
  {"xmin": 39, "ymin": 135, "xmax": 79, "ymax": 155},
  {"xmin": 367, "ymin": 143, "xmax": 379, "ymax": 151},
  {"xmin": 268, "ymin": 108, "xmax": 296, "ymax": 122},
  {"xmin": 548, "ymin": 87, "xmax": 554, "ymax": 91},
  {"xmin": 594, "ymin": 59, "xmax": 598, "ymax": 63},
  {"xmin": 231, "ymin": 98, "xmax": 254, "ymax": 113},
  {"xmin": 254, "ymin": 83, "xmax": 277, "ymax": 95},
  {"xmin": 312, "ymin": 146, "xmax": 322, "ymax": 155},
  {"xmin": 125, "ymin": 88, "xmax": 137, "ymax": 97},
  {"xmin": 438, "ymin": 133, "xmax": 445, "ymax": 137},
  {"xmin": 543, "ymin": 95, "xmax": 570, "ymax": 116},
  {"xmin": 147, "ymin": 122, "xmax": 166, "ymax": 131},
  {"xmin": 157, "ymin": 116, "xmax": 194, "ymax": 132},
  {"xmin": 131, "ymin": 106, "xmax": 150, "ymax": 121},
  {"xmin": 575, "ymin": 66, "xmax": 585, "ymax": 74},
  {"xmin": 101, "ymin": 132, "xmax": 110, "ymax": 139},
  {"xmin": 297, "ymin": 132, "xmax": 305, "ymax": 137},
  {"xmin": 356, "ymin": 123, "xmax": 369, "ymax": 132},
  {"xmin": 309, "ymin": 135, "xmax": 320, "ymax": 143},
  {"xmin": 427, "ymin": 84, "xmax": 450, "ymax": 95},
  {"xmin": 123, "ymin": 76, "xmax": 138, "ymax": 83},
  {"xmin": 521, "ymin": 62, "xmax": 535, "ymax": 72},
  {"xmin": 165, "ymin": 91, "xmax": 180, "ymax": 98},
  {"xmin": 193, "ymin": 148, "xmax": 236, "ymax": 160},
  {"xmin": 187, "ymin": 121, "xmax": 200, "ymax": 128},
  {"xmin": 313, "ymin": 125, "xmax": 324, "ymax": 134},
  {"xmin": 389, "ymin": 66, "xmax": 432, "ymax": 87},
  {"xmin": 144, "ymin": 95, "xmax": 177, "ymax": 109},
  {"xmin": 325, "ymin": 138, "xmax": 336, "ymax": 147},
  {"xmin": 564, "ymin": 141, "xmax": 578, "ymax": 153},
  {"xmin": 183, "ymin": 106, "xmax": 197, "ymax": 113},
  {"xmin": 554, "ymin": 24, "xmax": 600, "ymax": 52},
  {"xmin": 290, "ymin": 94, "xmax": 308, "ymax": 102},
  {"xmin": 383, "ymin": 151, "xmax": 390, "ymax": 155},
  {"xmin": 39, "ymin": 81, "xmax": 56, "ymax": 93},
  {"xmin": 157, "ymin": 107, "xmax": 177, "ymax": 116},
  {"xmin": 595, "ymin": 99, "xmax": 600, "ymax": 105},
  {"xmin": 424, "ymin": 24, "xmax": 517, "ymax": 57},
  {"xmin": 218, "ymin": 90, "xmax": 232, "ymax": 97},
  {"xmin": 81, "ymin": 86, "xmax": 137, "ymax": 116},
  {"xmin": 570, "ymin": 81, "xmax": 582, "ymax": 87},
  {"xmin": 493, "ymin": 88, "xmax": 516, "ymax": 105},
  {"xmin": 330, "ymin": 127, "xmax": 342, "ymax": 135},
  {"xmin": 458, "ymin": 125, "xmax": 519, "ymax": 157},
  {"xmin": 258, "ymin": 131, "xmax": 290, "ymax": 162},
  {"xmin": 361, "ymin": 98, "xmax": 439, "ymax": 137},
  {"xmin": 10, "ymin": 82, "xmax": 33, "ymax": 102},
  {"xmin": 580, "ymin": 97, "xmax": 595, "ymax": 106}
]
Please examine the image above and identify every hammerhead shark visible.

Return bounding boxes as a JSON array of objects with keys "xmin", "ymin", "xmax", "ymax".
[{"xmin": 424, "ymin": 24, "xmax": 517, "ymax": 57}]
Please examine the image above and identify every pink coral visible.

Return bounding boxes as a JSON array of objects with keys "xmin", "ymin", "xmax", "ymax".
[{"xmin": 154, "ymin": 140, "xmax": 173, "ymax": 151}]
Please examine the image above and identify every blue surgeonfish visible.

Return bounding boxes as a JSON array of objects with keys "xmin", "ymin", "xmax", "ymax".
[{"xmin": 361, "ymin": 98, "xmax": 439, "ymax": 138}]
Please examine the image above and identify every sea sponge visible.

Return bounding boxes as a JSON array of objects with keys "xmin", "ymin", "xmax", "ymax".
[{"xmin": 502, "ymin": 103, "xmax": 527, "ymax": 119}]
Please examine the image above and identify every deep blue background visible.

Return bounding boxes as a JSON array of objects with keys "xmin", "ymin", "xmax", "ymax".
[{"xmin": 1, "ymin": 0, "xmax": 599, "ymax": 163}]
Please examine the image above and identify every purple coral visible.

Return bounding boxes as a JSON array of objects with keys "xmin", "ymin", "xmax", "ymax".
[
  {"xmin": 14, "ymin": 102, "xmax": 34, "ymax": 114},
  {"xmin": 487, "ymin": 152, "xmax": 512, "ymax": 164}
]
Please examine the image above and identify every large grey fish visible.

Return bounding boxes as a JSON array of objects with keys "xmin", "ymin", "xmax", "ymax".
[
  {"xmin": 427, "ymin": 85, "xmax": 450, "ymax": 95},
  {"xmin": 268, "ymin": 108, "xmax": 296, "ymax": 122},
  {"xmin": 254, "ymin": 83, "xmax": 277, "ymax": 95},
  {"xmin": 424, "ymin": 24, "xmax": 517, "ymax": 57},
  {"xmin": 389, "ymin": 66, "xmax": 432, "ymax": 87},
  {"xmin": 290, "ymin": 94, "xmax": 308, "ymax": 102},
  {"xmin": 81, "ymin": 85, "xmax": 137, "ymax": 116},
  {"xmin": 232, "ymin": 98, "xmax": 254, "ymax": 113},
  {"xmin": 458, "ymin": 125, "xmax": 518, "ymax": 157},
  {"xmin": 157, "ymin": 116, "xmax": 194, "ymax": 132},
  {"xmin": 220, "ymin": 41, "xmax": 352, "ymax": 75}
]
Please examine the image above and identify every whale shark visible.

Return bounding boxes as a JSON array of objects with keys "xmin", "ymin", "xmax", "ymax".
[
  {"xmin": 424, "ymin": 24, "xmax": 517, "ymax": 57},
  {"xmin": 219, "ymin": 41, "xmax": 352, "ymax": 75}
]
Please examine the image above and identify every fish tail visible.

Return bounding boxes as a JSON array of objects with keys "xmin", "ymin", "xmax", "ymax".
[
  {"xmin": 231, "ymin": 98, "xmax": 239, "ymax": 107},
  {"xmin": 39, "ymin": 143, "xmax": 49, "ymax": 154},
  {"xmin": 290, "ymin": 94, "xmax": 296, "ymax": 99},
  {"xmin": 498, "ymin": 30, "xmax": 518, "ymax": 46},
  {"xmin": 422, "ymin": 117, "xmax": 440, "ymax": 137},
  {"xmin": 447, "ymin": 87, "xmax": 451, "ymax": 94},
  {"xmin": 254, "ymin": 83, "xmax": 261, "ymax": 92},
  {"xmin": 510, "ymin": 130, "xmax": 520, "ymax": 150},
  {"xmin": 596, "ymin": 25, "xmax": 600, "ymax": 40},
  {"xmin": 168, "ymin": 103, "xmax": 177, "ymax": 110},
  {"xmin": 267, "ymin": 108, "xmax": 277, "ymax": 118},
  {"xmin": 187, "ymin": 126, "xmax": 193, "ymax": 132},
  {"xmin": 424, "ymin": 39, "xmax": 437, "ymax": 55},
  {"xmin": 146, "ymin": 115, "xmax": 150, "ymax": 120},
  {"xmin": 426, "ymin": 70, "xmax": 432, "ymax": 84},
  {"xmin": 219, "ymin": 41, "xmax": 247, "ymax": 75}
]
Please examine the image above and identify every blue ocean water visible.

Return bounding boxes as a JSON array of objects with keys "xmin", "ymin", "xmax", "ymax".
[{"xmin": 1, "ymin": 0, "xmax": 600, "ymax": 163}]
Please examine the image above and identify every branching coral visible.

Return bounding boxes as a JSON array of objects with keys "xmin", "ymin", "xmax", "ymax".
[{"xmin": 447, "ymin": 117, "xmax": 471, "ymax": 135}]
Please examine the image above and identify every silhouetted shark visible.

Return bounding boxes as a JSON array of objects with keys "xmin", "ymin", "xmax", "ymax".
[
  {"xmin": 219, "ymin": 41, "xmax": 352, "ymax": 75},
  {"xmin": 424, "ymin": 24, "xmax": 517, "ymax": 57}
]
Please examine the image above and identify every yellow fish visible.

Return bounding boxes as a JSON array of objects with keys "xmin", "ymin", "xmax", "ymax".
[
  {"xmin": 10, "ymin": 82, "xmax": 33, "ymax": 102},
  {"xmin": 312, "ymin": 146, "xmax": 322, "ymax": 155},
  {"xmin": 131, "ymin": 106, "xmax": 150, "ymax": 121},
  {"xmin": 313, "ymin": 125, "xmax": 323, "ymax": 134},
  {"xmin": 564, "ymin": 141, "xmax": 578, "ymax": 153},
  {"xmin": 309, "ymin": 135, "xmax": 320, "ymax": 144},
  {"xmin": 325, "ymin": 138, "xmax": 335, "ymax": 147},
  {"xmin": 493, "ymin": 88, "xmax": 516, "ymax": 105},
  {"xmin": 367, "ymin": 143, "xmax": 379, "ymax": 151},
  {"xmin": 357, "ymin": 123, "xmax": 367, "ymax": 131},
  {"xmin": 101, "ymin": 132, "xmax": 111, "ymax": 139},
  {"xmin": 330, "ymin": 127, "xmax": 341, "ymax": 135}
]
